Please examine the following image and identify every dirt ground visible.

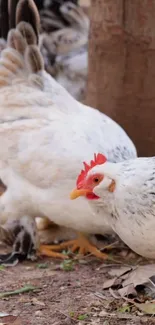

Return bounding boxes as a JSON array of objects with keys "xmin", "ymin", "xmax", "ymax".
[{"xmin": 1, "ymin": 243, "xmax": 155, "ymax": 325}]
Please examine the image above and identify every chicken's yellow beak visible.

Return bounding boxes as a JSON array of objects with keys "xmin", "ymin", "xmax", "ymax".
[{"xmin": 70, "ymin": 188, "xmax": 90, "ymax": 200}]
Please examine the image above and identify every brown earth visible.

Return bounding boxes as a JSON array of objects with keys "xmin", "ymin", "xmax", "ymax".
[{"xmin": 0, "ymin": 242, "xmax": 155, "ymax": 325}]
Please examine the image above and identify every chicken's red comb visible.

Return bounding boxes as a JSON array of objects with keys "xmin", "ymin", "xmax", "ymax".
[{"xmin": 76, "ymin": 153, "xmax": 107, "ymax": 188}]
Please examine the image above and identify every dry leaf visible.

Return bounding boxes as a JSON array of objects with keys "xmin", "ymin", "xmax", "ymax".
[
  {"xmin": 122, "ymin": 265, "xmax": 155, "ymax": 288},
  {"xmin": 108, "ymin": 266, "xmax": 132, "ymax": 278},
  {"xmin": 103, "ymin": 264, "xmax": 155, "ymax": 298},
  {"xmin": 118, "ymin": 284, "xmax": 137, "ymax": 297},
  {"xmin": 0, "ymin": 316, "xmax": 17, "ymax": 323},
  {"xmin": 109, "ymin": 288, "xmax": 121, "ymax": 299},
  {"xmin": 103, "ymin": 277, "xmax": 122, "ymax": 289},
  {"xmin": 134, "ymin": 301, "xmax": 155, "ymax": 315},
  {"xmin": 11, "ymin": 318, "xmax": 22, "ymax": 325}
]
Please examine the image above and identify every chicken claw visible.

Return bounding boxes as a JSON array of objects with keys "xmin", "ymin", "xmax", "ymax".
[
  {"xmin": 38, "ymin": 245, "xmax": 69, "ymax": 259},
  {"xmin": 71, "ymin": 236, "xmax": 108, "ymax": 259},
  {"xmin": 39, "ymin": 233, "xmax": 108, "ymax": 260}
]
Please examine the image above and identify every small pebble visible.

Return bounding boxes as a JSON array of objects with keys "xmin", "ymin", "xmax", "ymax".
[{"xmin": 35, "ymin": 310, "xmax": 43, "ymax": 317}]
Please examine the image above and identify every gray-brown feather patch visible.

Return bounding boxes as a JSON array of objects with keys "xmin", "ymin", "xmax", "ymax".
[
  {"xmin": 0, "ymin": 77, "xmax": 9, "ymax": 87},
  {"xmin": 0, "ymin": 226, "xmax": 14, "ymax": 245},
  {"xmin": 17, "ymin": 22, "xmax": 37, "ymax": 45},
  {"xmin": 16, "ymin": 0, "xmax": 40, "ymax": 43},
  {"xmin": 1, "ymin": 48, "xmax": 24, "ymax": 69},
  {"xmin": 0, "ymin": 179, "xmax": 7, "ymax": 195},
  {"xmin": 0, "ymin": 58, "xmax": 21, "ymax": 74},
  {"xmin": 29, "ymin": 74, "xmax": 44, "ymax": 90},
  {"xmin": 8, "ymin": 0, "xmax": 20, "ymax": 29},
  {"xmin": 26, "ymin": 45, "xmax": 44, "ymax": 73},
  {"xmin": 8, "ymin": 29, "xmax": 26, "ymax": 54}
]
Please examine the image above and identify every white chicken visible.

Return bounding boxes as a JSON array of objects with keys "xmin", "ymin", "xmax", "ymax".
[
  {"xmin": 0, "ymin": 0, "xmax": 137, "ymax": 261},
  {"xmin": 70, "ymin": 154, "xmax": 155, "ymax": 259}
]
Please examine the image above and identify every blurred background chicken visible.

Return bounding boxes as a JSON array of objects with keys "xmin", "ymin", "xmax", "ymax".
[
  {"xmin": 0, "ymin": 0, "xmax": 136, "ymax": 264},
  {"xmin": 0, "ymin": 0, "xmax": 89, "ymax": 101},
  {"xmin": 39, "ymin": 0, "xmax": 89, "ymax": 101},
  {"xmin": 71, "ymin": 154, "xmax": 155, "ymax": 259}
]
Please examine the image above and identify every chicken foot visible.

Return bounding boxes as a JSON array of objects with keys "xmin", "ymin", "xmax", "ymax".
[
  {"xmin": 38, "ymin": 245, "xmax": 69, "ymax": 259},
  {"xmin": 39, "ymin": 232, "xmax": 109, "ymax": 259}
]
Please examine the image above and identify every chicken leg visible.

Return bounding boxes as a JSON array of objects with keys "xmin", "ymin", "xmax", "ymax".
[
  {"xmin": 38, "ymin": 245, "xmax": 69, "ymax": 259},
  {"xmin": 39, "ymin": 232, "xmax": 109, "ymax": 259},
  {"xmin": 37, "ymin": 218, "xmax": 69, "ymax": 259}
]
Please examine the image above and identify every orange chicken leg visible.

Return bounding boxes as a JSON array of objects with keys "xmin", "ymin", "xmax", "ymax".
[
  {"xmin": 38, "ymin": 232, "xmax": 109, "ymax": 259},
  {"xmin": 38, "ymin": 245, "xmax": 68, "ymax": 259}
]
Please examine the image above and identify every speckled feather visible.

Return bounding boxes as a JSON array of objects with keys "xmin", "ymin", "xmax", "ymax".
[
  {"xmin": 39, "ymin": 1, "xmax": 89, "ymax": 100},
  {"xmin": 83, "ymin": 157, "xmax": 155, "ymax": 258}
]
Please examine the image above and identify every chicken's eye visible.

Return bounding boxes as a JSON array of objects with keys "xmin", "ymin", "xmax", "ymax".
[{"xmin": 93, "ymin": 177, "xmax": 99, "ymax": 183}]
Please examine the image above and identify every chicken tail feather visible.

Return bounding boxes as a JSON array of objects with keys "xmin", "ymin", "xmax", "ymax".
[
  {"xmin": 26, "ymin": 44, "xmax": 44, "ymax": 73},
  {"xmin": 0, "ymin": 0, "xmax": 44, "ymax": 89},
  {"xmin": 17, "ymin": 21, "xmax": 37, "ymax": 45},
  {"xmin": 16, "ymin": 0, "xmax": 40, "ymax": 43},
  {"xmin": 8, "ymin": 0, "xmax": 20, "ymax": 29},
  {"xmin": 0, "ymin": 0, "xmax": 9, "ymax": 39},
  {"xmin": 8, "ymin": 28, "xmax": 26, "ymax": 54}
]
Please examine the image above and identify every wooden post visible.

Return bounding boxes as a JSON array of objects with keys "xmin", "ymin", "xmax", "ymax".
[{"xmin": 87, "ymin": 0, "xmax": 155, "ymax": 156}]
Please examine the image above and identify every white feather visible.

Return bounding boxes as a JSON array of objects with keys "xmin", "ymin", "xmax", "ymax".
[{"xmin": 86, "ymin": 158, "xmax": 155, "ymax": 258}]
